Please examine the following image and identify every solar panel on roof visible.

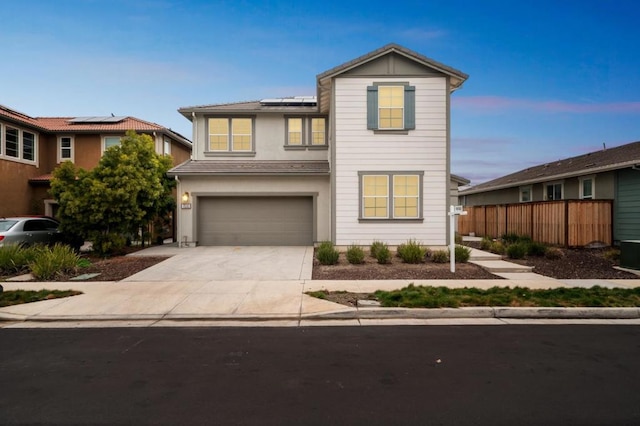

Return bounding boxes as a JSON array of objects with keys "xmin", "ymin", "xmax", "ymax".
[
  {"xmin": 260, "ymin": 96, "xmax": 317, "ymax": 106},
  {"xmin": 68, "ymin": 116, "xmax": 127, "ymax": 124}
]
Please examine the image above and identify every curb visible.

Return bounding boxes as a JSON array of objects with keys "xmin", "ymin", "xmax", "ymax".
[{"xmin": 2, "ymin": 307, "xmax": 640, "ymax": 323}]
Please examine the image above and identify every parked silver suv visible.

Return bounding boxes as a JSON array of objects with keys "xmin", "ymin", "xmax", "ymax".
[{"xmin": 0, "ymin": 217, "xmax": 63, "ymax": 247}]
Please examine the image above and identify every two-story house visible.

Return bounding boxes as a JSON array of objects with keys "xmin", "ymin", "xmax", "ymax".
[
  {"xmin": 169, "ymin": 43, "xmax": 468, "ymax": 247},
  {"xmin": 0, "ymin": 104, "xmax": 192, "ymax": 218}
]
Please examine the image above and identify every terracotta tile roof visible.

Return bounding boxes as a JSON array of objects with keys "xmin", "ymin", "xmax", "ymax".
[
  {"xmin": 28, "ymin": 173, "xmax": 53, "ymax": 183},
  {"xmin": 461, "ymin": 140, "xmax": 640, "ymax": 195},
  {"xmin": 0, "ymin": 104, "xmax": 191, "ymax": 148},
  {"xmin": 35, "ymin": 116, "xmax": 168, "ymax": 132},
  {"xmin": 169, "ymin": 160, "xmax": 330, "ymax": 176}
]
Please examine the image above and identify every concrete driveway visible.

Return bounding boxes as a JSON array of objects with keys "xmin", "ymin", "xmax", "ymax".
[{"xmin": 124, "ymin": 245, "xmax": 314, "ymax": 281}]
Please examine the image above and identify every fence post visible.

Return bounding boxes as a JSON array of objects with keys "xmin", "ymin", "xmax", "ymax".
[{"xmin": 564, "ymin": 201, "xmax": 569, "ymax": 247}]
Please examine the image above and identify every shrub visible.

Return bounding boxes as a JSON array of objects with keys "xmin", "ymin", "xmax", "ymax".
[
  {"xmin": 91, "ymin": 232, "xmax": 126, "ymax": 257},
  {"xmin": 370, "ymin": 240, "xmax": 386, "ymax": 258},
  {"xmin": 603, "ymin": 249, "xmax": 620, "ymax": 262},
  {"xmin": 545, "ymin": 247, "xmax": 564, "ymax": 260},
  {"xmin": 424, "ymin": 247, "xmax": 433, "ymax": 259},
  {"xmin": 506, "ymin": 242, "xmax": 528, "ymax": 259},
  {"xmin": 29, "ymin": 244, "xmax": 80, "ymax": 280},
  {"xmin": 518, "ymin": 235, "xmax": 533, "ymax": 245},
  {"xmin": 480, "ymin": 236, "xmax": 493, "ymax": 251},
  {"xmin": 431, "ymin": 249, "xmax": 449, "ymax": 263},
  {"xmin": 316, "ymin": 241, "xmax": 340, "ymax": 265},
  {"xmin": 375, "ymin": 244, "xmax": 392, "ymax": 264},
  {"xmin": 501, "ymin": 233, "xmax": 520, "ymax": 244},
  {"xmin": 455, "ymin": 245, "xmax": 471, "ymax": 263},
  {"xmin": 0, "ymin": 244, "xmax": 39, "ymax": 274},
  {"xmin": 489, "ymin": 241, "xmax": 506, "ymax": 255},
  {"xmin": 397, "ymin": 239, "xmax": 426, "ymax": 264},
  {"xmin": 527, "ymin": 241, "xmax": 548, "ymax": 257},
  {"xmin": 346, "ymin": 244, "xmax": 365, "ymax": 264}
]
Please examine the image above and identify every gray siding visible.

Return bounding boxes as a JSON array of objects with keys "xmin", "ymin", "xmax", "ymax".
[{"xmin": 615, "ymin": 168, "xmax": 640, "ymax": 242}]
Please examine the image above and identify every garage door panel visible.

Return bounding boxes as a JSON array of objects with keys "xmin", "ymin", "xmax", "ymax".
[{"xmin": 198, "ymin": 197, "xmax": 313, "ymax": 246}]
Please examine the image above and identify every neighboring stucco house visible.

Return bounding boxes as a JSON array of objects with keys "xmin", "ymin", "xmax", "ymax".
[
  {"xmin": 169, "ymin": 43, "xmax": 468, "ymax": 247},
  {"xmin": 0, "ymin": 104, "xmax": 192, "ymax": 218},
  {"xmin": 459, "ymin": 140, "xmax": 640, "ymax": 242}
]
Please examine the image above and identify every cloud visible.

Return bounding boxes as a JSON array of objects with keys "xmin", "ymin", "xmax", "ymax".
[{"xmin": 452, "ymin": 96, "xmax": 640, "ymax": 114}]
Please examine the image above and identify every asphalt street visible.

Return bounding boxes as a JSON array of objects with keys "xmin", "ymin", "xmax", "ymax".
[{"xmin": 1, "ymin": 325, "xmax": 639, "ymax": 425}]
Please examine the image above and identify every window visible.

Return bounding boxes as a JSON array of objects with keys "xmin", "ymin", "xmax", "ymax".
[
  {"xmin": 5, "ymin": 127, "xmax": 19, "ymax": 158},
  {"xmin": 580, "ymin": 177, "xmax": 594, "ymax": 199},
  {"xmin": 284, "ymin": 117, "xmax": 327, "ymax": 148},
  {"xmin": 22, "ymin": 131, "xmax": 35, "ymax": 161},
  {"xmin": 360, "ymin": 172, "xmax": 423, "ymax": 220},
  {"xmin": 367, "ymin": 83, "xmax": 415, "ymax": 131},
  {"xmin": 311, "ymin": 118, "xmax": 326, "ymax": 145},
  {"xmin": 287, "ymin": 118, "xmax": 303, "ymax": 145},
  {"xmin": 519, "ymin": 186, "xmax": 532, "ymax": 202},
  {"xmin": 207, "ymin": 118, "xmax": 253, "ymax": 153},
  {"xmin": 545, "ymin": 182, "xmax": 563, "ymax": 200},
  {"xmin": 58, "ymin": 136, "xmax": 74, "ymax": 162},
  {"xmin": 104, "ymin": 136, "xmax": 121, "ymax": 150},
  {"xmin": 163, "ymin": 139, "xmax": 171, "ymax": 155}
]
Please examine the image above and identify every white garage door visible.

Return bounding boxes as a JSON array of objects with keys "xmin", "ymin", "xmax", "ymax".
[{"xmin": 198, "ymin": 196, "xmax": 313, "ymax": 246}]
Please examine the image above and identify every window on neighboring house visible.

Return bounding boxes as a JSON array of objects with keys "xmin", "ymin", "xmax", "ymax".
[
  {"xmin": 519, "ymin": 186, "xmax": 532, "ymax": 202},
  {"xmin": 367, "ymin": 83, "xmax": 415, "ymax": 131},
  {"xmin": 207, "ymin": 118, "xmax": 253, "ymax": 153},
  {"xmin": 5, "ymin": 127, "xmax": 19, "ymax": 158},
  {"xmin": 22, "ymin": 131, "xmax": 35, "ymax": 161},
  {"xmin": 545, "ymin": 182, "xmax": 563, "ymax": 200},
  {"xmin": 163, "ymin": 139, "xmax": 171, "ymax": 155},
  {"xmin": 104, "ymin": 136, "xmax": 121, "ymax": 151},
  {"xmin": 360, "ymin": 172, "xmax": 423, "ymax": 220},
  {"xmin": 311, "ymin": 118, "xmax": 326, "ymax": 145},
  {"xmin": 287, "ymin": 118, "xmax": 303, "ymax": 145},
  {"xmin": 580, "ymin": 177, "xmax": 594, "ymax": 199},
  {"xmin": 58, "ymin": 136, "xmax": 74, "ymax": 162}
]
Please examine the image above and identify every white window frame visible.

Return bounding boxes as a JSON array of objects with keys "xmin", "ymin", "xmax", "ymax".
[
  {"xmin": 57, "ymin": 136, "xmax": 75, "ymax": 163},
  {"xmin": 579, "ymin": 176, "xmax": 595, "ymax": 200},
  {"xmin": 544, "ymin": 181, "xmax": 564, "ymax": 201},
  {"xmin": 0, "ymin": 121, "xmax": 38, "ymax": 165},
  {"xmin": 163, "ymin": 139, "xmax": 171, "ymax": 156},
  {"xmin": 102, "ymin": 135, "xmax": 122, "ymax": 153},
  {"xmin": 519, "ymin": 185, "xmax": 532, "ymax": 203}
]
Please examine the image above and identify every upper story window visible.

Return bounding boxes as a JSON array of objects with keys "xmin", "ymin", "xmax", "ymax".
[
  {"xmin": 519, "ymin": 185, "xmax": 532, "ymax": 202},
  {"xmin": 311, "ymin": 118, "xmax": 326, "ymax": 145},
  {"xmin": 545, "ymin": 182, "xmax": 563, "ymax": 200},
  {"xmin": 58, "ymin": 136, "xmax": 74, "ymax": 162},
  {"xmin": 360, "ymin": 172, "xmax": 423, "ymax": 220},
  {"xmin": 284, "ymin": 117, "xmax": 327, "ymax": 149},
  {"xmin": 0, "ymin": 122, "xmax": 38, "ymax": 164},
  {"xmin": 580, "ymin": 176, "xmax": 594, "ymax": 199},
  {"xmin": 367, "ymin": 83, "xmax": 415, "ymax": 132},
  {"xmin": 103, "ymin": 136, "xmax": 122, "ymax": 151},
  {"xmin": 163, "ymin": 139, "xmax": 171, "ymax": 155},
  {"xmin": 207, "ymin": 117, "xmax": 254, "ymax": 155}
]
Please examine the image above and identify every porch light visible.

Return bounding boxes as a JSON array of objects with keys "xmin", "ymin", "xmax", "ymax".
[{"xmin": 181, "ymin": 192, "xmax": 190, "ymax": 203}]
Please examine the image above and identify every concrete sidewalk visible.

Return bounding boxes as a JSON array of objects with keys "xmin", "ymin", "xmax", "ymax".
[{"xmin": 2, "ymin": 243, "xmax": 640, "ymax": 327}]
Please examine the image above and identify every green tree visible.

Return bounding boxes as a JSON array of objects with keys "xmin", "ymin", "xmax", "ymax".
[{"xmin": 51, "ymin": 131, "xmax": 175, "ymax": 255}]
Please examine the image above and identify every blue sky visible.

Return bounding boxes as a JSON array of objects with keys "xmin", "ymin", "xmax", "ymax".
[{"xmin": 2, "ymin": 0, "xmax": 639, "ymax": 184}]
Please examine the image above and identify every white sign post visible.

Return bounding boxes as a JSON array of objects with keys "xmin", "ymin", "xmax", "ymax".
[{"xmin": 448, "ymin": 205, "xmax": 468, "ymax": 273}]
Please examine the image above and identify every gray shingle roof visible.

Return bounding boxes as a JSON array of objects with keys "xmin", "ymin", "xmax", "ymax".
[
  {"xmin": 461, "ymin": 141, "xmax": 640, "ymax": 195},
  {"xmin": 168, "ymin": 160, "xmax": 330, "ymax": 176},
  {"xmin": 178, "ymin": 101, "xmax": 320, "ymax": 119}
]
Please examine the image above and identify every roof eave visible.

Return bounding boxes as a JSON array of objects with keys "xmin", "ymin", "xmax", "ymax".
[{"xmin": 460, "ymin": 161, "xmax": 640, "ymax": 195}]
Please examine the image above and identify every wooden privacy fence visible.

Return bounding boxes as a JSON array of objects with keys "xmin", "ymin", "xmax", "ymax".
[{"xmin": 458, "ymin": 200, "xmax": 613, "ymax": 247}]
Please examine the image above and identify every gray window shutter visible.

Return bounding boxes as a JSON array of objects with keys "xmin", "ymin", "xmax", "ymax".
[
  {"xmin": 367, "ymin": 86, "xmax": 378, "ymax": 130},
  {"xmin": 404, "ymin": 85, "xmax": 415, "ymax": 130}
]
